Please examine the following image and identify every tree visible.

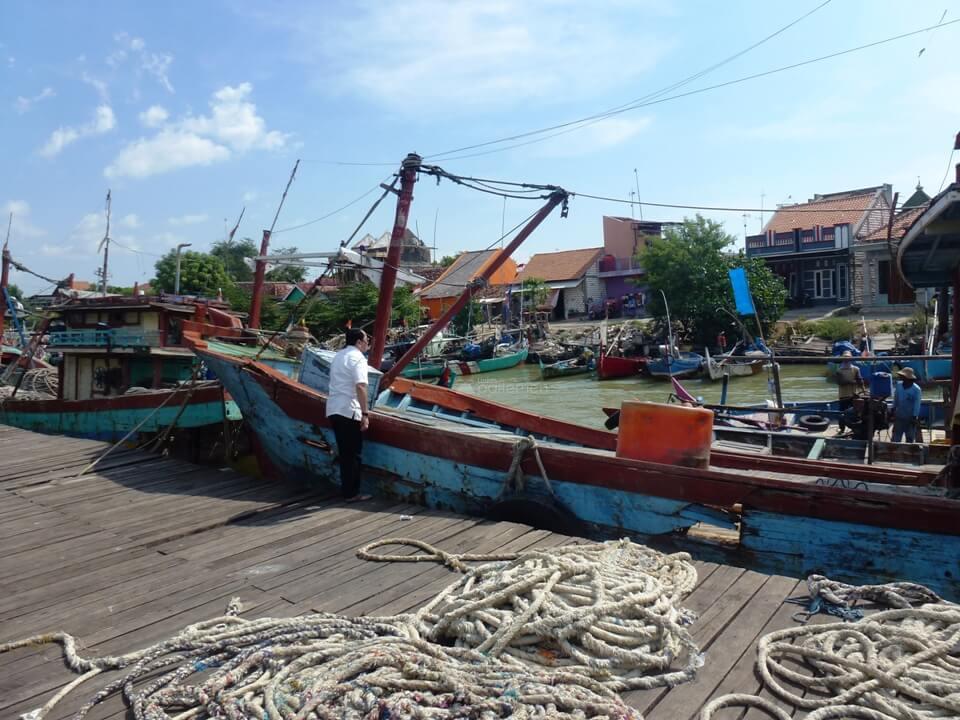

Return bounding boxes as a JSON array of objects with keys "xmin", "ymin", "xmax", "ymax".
[
  {"xmin": 4, "ymin": 282, "xmax": 24, "ymax": 301},
  {"xmin": 301, "ymin": 282, "xmax": 423, "ymax": 340},
  {"xmin": 643, "ymin": 215, "xmax": 786, "ymax": 347},
  {"xmin": 211, "ymin": 238, "xmax": 258, "ymax": 282},
  {"xmin": 520, "ymin": 277, "xmax": 549, "ymax": 308},
  {"xmin": 438, "ymin": 255, "xmax": 457, "ymax": 268},
  {"xmin": 152, "ymin": 250, "xmax": 233, "ymax": 296},
  {"xmin": 265, "ymin": 246, "xmax": 307, "ymax": 283}
]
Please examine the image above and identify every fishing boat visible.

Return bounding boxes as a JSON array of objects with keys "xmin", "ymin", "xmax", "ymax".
[
  {"xmin": 596, "ymin": 353, "xmax": 646, "ymax": 379},
  {"xmin": 539, "ymin": 354, "xmax": 593, "ymax": 379},
  {"xmin": 703, "ymin": 347, "xmax": 764, "ymax": 381},
  {"xmin": 399, "ymin": 357, "xmax": 449, "ymax": 379},
  {"xmin": 0, "ymin": 294, "xmax": 243, "ymax": 445},
  {"xmin": 190, "ymin": 154, "xmax": 960, "ymax": 598},
  {"xmin": 645, "ymin": 351, "xmax": 704, "ymax": 379},
  {"xmin": 451, "ymin": 342, "xmax": 528, "ymax": 375}
]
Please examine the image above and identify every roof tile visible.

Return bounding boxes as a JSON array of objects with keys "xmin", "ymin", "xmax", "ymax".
[
  {"xmin": 764, "ymin": 190, "xmax": 880, "ymax": 234},
  {"xmin": 515, "ymin": 247, "xmax": 603, "ymax": 283}
]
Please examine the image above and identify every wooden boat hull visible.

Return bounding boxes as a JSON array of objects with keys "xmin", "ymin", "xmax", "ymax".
[
  {"xmin": 452, "ymin": 347, "xmax": 528, "ymax": 375},
  {"xmin": 704, "ymin": 358, "xmax": 764, "ymax": 381},
  {"xmin": 399, "ymin": 361, "xmax": 447, "ymax": 379},
  {"xmin": 197, "ymin": 346, "xmax": 960, "ymax": 599},
  {"xmin": 597, "ymin": 354, "xmax": 646, "ymax": 380},
  {"xmin": 646, "ymin": 353, "xmax": 703, "ymax": 379},
  {"xmin": 539, "ymin": 359, "xmax": 592, "ymax": 379},
  {"xmin": 0, "ymin": 384, "xmax": 241, "ymax": 442}
]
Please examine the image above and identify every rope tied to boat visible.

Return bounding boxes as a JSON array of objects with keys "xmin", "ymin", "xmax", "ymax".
[
  {"xmin": 702, "ymin": 579, "xmax": 960, "ymax": 720},
  {"xmin": 505, "ymin": 434, "xmax": 552, "ymax": 495},
  {"xmin": 6, "ymin": 539, "xmax": 701, "ymax": 719},
  {"xmin": 790, "ymin": 574, "xmax": 945, "ymax": 624}
]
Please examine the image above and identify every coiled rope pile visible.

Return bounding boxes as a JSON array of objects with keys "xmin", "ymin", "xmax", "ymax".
[
  {"xmin": 702, "ymin": 579, "xmax": 960, "ymax": 720},
  {"xmin": 5, "ymin": 538, "xmax": 702, "ymax": 720}
]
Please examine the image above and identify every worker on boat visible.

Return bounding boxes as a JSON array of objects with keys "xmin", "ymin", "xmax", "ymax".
[
  {"xmin": 890, "ymin": 367, "xmax": 922, "ymax": 443},
  {"xmin": 326, "ymin": 328, "xmax": 373, "ymax": 502},
  {"xmin": 835, "ymin": 351, "xmax": 865, "ymax": 434}
]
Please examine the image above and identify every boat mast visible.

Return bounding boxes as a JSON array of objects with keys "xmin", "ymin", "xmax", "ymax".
[
  {"xmin": 369, "ymin": 153, "xmax": 421, "ymax": 368},
  {"xmin": 250, "ymin": 160, "xmax": 299, "ymax": 329},
  {"xmin": 0, "ymin": 215, "xmax": 10, "ymax": 339},
  {"xmin": 381, "ymin": 188, "xmax": 568, "ymax": 389},
  {"xmin": 659, "ymin": 289, "xmax": 673, "ymax": 375}
]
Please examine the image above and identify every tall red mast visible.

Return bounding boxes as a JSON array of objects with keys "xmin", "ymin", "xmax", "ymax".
[{"xmin": 368, "ymin": 153, "xmax": 421, "ymax": 368}]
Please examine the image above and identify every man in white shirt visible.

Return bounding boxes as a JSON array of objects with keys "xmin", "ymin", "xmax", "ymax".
[{"xmin": 325, "ymin": 328, "xmax": 372, "ymax": 501}]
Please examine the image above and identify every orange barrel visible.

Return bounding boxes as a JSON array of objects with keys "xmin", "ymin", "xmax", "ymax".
[{"xmin": 615, "ymin": 401, "xmax": 713, "ymax": 468}]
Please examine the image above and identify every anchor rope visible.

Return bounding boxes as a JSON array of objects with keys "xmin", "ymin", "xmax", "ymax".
[
  {"xmin": 702, "ymin": 580, "xmax": 960, "ymax": 720},
  {"xmin": 504, "ymin": 435, "xmax": 552, "ymax": 495},
  {"xmin": 4, "ymin": 539, "xmax": 701, "ymax": 719}
]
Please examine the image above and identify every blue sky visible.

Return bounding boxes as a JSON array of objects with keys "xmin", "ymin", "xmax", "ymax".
[{"xmin": 2, "ymin": 0, "xmax": 958, "ymax": 294}]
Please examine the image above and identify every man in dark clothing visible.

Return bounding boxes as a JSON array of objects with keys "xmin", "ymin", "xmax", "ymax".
[{"xmin": 325, "ymin": 328, "xmax": 372, "ymax": 501}]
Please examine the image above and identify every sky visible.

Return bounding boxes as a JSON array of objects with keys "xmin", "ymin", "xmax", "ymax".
[{"xmin": 2, "ymin": 0, "xmax": 959, "ymax": 295}]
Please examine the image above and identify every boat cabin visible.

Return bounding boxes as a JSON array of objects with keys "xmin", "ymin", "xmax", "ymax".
[{"xmin": 46, "ymin": 297, "xmax": 220, "ymax": 401}]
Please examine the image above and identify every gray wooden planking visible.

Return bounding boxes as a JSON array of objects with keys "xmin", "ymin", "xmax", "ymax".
[{"xmin": 0, "ymin": 426, "xmax": 812, "ymax": 720}]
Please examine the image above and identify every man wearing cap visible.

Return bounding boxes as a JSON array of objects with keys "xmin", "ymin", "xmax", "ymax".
[
  {"xmin": 890, "ymin": 367, "xmax": 922, "ymax": 443},
  {"xmin": 835, "ymin": 351, "xmax": 864, "ymax": 434}
]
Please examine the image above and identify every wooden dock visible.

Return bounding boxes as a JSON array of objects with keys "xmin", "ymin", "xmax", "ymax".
[{"xmin": 0, "ymin": 425, "xmax": 816, "ymax": 720}]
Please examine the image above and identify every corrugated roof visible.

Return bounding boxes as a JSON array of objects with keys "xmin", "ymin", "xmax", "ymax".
[
  {"xmin": 863, "ymin": 204, "xmax": 929, "ymax": 242},
  {"xmin": 515, "ymin": 247, "xmax": 602, "ymax": 283},
  {"xmin": 419, "ymin": 250, "xmax": 497, "ymax": 299},
  {"xmin": 764, "ymin": 189, "xmax": 881, "ymax": 234}
]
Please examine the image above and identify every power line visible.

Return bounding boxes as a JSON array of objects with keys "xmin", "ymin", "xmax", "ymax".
[
  {"xmin": 426, "ymin": 0, "xmax": 835, "ymax": 160},
  {"xmin": 111, "ymin": 239, "xmax": 162, "ymax": 258},
  {"xmin": 273, "ymin": 177, "xmax": 395, "ymax": 234},
  {"xmin": 305, "ymin": 16, "xmax": 959, "ymax": 167}
]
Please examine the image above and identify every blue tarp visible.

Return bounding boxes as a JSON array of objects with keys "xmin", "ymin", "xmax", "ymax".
[{"xmin": 728, "ymin": 268, "xmax": 756, "ymax": 316}]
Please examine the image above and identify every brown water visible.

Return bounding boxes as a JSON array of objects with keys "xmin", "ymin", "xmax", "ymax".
[{"xmin": 454, "ymin": 363, "xmax": 838, "ymax": 429}]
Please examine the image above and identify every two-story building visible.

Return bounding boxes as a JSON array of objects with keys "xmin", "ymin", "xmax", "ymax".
[
  {"xmin": 745, "ymin": 185, "xmax": 892, "ymax": 307},
  {"xmin": 599, "ymin": 217, "xmax": 676, "ymax": 306}
]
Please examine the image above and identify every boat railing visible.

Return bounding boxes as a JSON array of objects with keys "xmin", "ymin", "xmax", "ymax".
[{"xmin": 48, "ymin": 329, "xmax": 163, "ymax": 348}]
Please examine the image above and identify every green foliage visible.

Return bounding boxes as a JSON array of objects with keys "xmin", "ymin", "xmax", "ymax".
[
  {"xmin": 153, "ymin": 250, "xmax": 233, "ymax": 296},
  {"xmin": 810, "ymin": 317, "xmax": 856, "ymax": 342},
  {"xmin": 211, "ymin": 238, "xmax": 258, "ymax": 282},
  {"xmin": 4, "ymin": 282, "xmax": 24, "ymax": 301},
  {"xmin": 521, "ymin": 277, "xmax": 549, "ymax": 308},
  {"xmin": 265, "ymin": 246, "xmax": 307, "ymax": 283},
  {"xmin": 452, "ymin": 301, "xmax": 484, "ymax": 336},
  {"xmin": 221, "ymin": 284, "xmax": 287, "ymax": 331},
  {"xmin": 643, "ymin": 215, "xmax": 786, "ymax": 347},
  {"xmin": 301, "ymin": 282, "xmax": 423, "ymax": 340},
  {"xmin": 439, "ymin": 255, "xmax": 457, "ymax": 268}
]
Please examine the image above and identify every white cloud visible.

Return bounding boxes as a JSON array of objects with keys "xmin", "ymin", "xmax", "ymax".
[
  {"xmin": 535, "ymin": 117, "xmax": 653, "ymax": 158},
  {"xmin": 139, "ymin": 105, "xmax": 169, "ymax": 128},
  {"xmin": 14, "ymin": 87, "xmax": 55, "ymax": 114},
  {"xmin": 242, "ymin": 190, "xmax": 258, "ymax": 203},
  {"xmin": 109, "ymin": 32, "xmax": 174, "ymax": 93},
  {"xmin": 168, "ymin": 213, "xmax": 209, "ymax": 226},
  {"xmin": 71, "ymin": 212, "xmax": 107, "ymax": 252},
  {"xmin": 39, "ymin": 105, "xmax": 116, "ymax": 158},
  {"xmin": 105, "ymin": 130, "xmax": 230, "ymax": 179},
  {"xmin": 271, "ymin": 0, "xmax": 669, "ymax": 112},
  {"xmin": 81, "ymin": 72, "xmax": 110, "ymax": 103},
  {"xmin": 2, "ymin": 200, "xmax": 46, "ymax": 239},
  {"xmin": 119, "ymin": 213, "xmax": 140, "ymax": 229},
  {"xmin": 40, "ymin": 244, "xmax": 74, "ymax": 257},
  {"xmin": 182, "ymin": 83, "xmax": 287, "ymax": 151},
  {"xmin": 105, "ymin": 84, "xmax": 286, "ymax": 179}
]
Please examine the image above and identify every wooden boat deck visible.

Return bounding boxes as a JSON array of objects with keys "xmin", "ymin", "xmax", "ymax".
[{"xmin": 1, "ymin": 425, "xmax": 824, "ymax": 720}]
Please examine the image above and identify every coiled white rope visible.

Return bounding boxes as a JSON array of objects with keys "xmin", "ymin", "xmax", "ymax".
[
  {"xmin": 4, "ymin": 539, "xmax": 700, "ymax": 719},
  {"xmin": 701, "ymin": 603, "xmax": 960, "ymax": 720}
]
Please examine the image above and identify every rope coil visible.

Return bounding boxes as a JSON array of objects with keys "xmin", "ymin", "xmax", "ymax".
[{"xmin": 4, "ymin": 539, "xmax": 701, "ymax": 719}]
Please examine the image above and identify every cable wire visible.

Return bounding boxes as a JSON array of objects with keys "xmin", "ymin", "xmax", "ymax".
[{"xmin": 274, "ymin": 176, "xmax": 396, "ymax": 234}]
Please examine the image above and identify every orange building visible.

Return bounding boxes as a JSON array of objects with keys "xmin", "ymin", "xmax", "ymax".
[{"xmin": 418, "ymin": 250, "xmax": 517, "ymax": 320}]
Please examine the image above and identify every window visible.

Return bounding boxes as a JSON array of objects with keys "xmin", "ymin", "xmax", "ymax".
[
  {"xmin": 805, "ymin": 268, "xmax": 836, "ymax": 299},
  {"xmin": 788, "ymin": 272, "xmax": 797, "ymax": 298},
  {"xmin": 837, "ymin": 264, "xmax": 848, "ymax": 300}
]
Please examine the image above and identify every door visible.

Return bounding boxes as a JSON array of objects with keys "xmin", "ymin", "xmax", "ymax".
[{"xmin": 877, "ymin": 260, "xmax": 890, "ymax": 305}]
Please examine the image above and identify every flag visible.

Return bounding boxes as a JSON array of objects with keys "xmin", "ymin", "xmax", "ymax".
[{"xmin": 728, "ymin": 267, "xmax": 756, "ymax": 316}]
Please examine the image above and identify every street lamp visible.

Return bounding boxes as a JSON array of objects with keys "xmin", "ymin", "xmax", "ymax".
[{"xmin": 174, "ymin": 243, "xmax": 192, "ymax": 295}]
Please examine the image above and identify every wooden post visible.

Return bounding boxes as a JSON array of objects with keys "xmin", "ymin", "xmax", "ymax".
[
  {"xmin": 720, "ymin": 372, "xmax": 729, "ymax": 405},
  {"xmin": 369, "ymin": 153, "xmax": 421, "ymax": 369},
  {"xmin": 248, "ymin": 229, "xmax": 271, "ymax": 329},
  {"xmin": 0, "ymin": 243, "xmax": 10, "ymax": 338}
]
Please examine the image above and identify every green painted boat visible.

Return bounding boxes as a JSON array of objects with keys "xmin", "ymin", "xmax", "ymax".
[
  {"xmin": 539, "ymin": 356, "xmax": 593, "ymax": 379},
  {"xmin": 400, "ymin": 358, "xmax": 448, "ymax": 379},
  {"xmin": 450, "ymin": 346, "xmax": 528, "ymax": 375}
]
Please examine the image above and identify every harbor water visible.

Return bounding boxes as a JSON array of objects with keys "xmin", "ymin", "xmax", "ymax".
[{"xmin": 454, "ymin": 364, "xmax": 838, "ymax": 429}]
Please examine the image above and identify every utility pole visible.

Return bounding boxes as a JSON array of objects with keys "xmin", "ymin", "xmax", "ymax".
[
  {"xmin": 1, "ymin": 214, "xmax": 11, "ymax": 339},
  {"xmin": 98, "ymin": 190, "xmax": 111, "ymax": 295},
  {"xmin": 250, "ymin": 160, "xmax": 299, "ymax": 329},
  {"xmin": 174, "ymin": 243, "xmax": 192, "ymax": 295}
]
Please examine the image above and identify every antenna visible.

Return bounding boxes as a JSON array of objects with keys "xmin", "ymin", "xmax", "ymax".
[
  {"xmin": 3, "ymin": 212, "xmax": 11, "ymax": 250},
  {"xmin": 633, "ymin": 168, "xmax": 643, "ymax": 221},
  {"xmin": 433, "ymin": 208, "xmax": 439, "ymax": 264},
  {"xmin": 98, "ymin": 190, "xmax": 112, "ymax": 295}
]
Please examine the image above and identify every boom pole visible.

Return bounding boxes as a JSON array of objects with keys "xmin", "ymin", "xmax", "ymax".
[
  {"xmin": 368, "ymin": 153, "xmax": 421, "ymax": 368},
  {"xmin": 380, "ymin": 188, "xmax": 568, "ymax": 389}
]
